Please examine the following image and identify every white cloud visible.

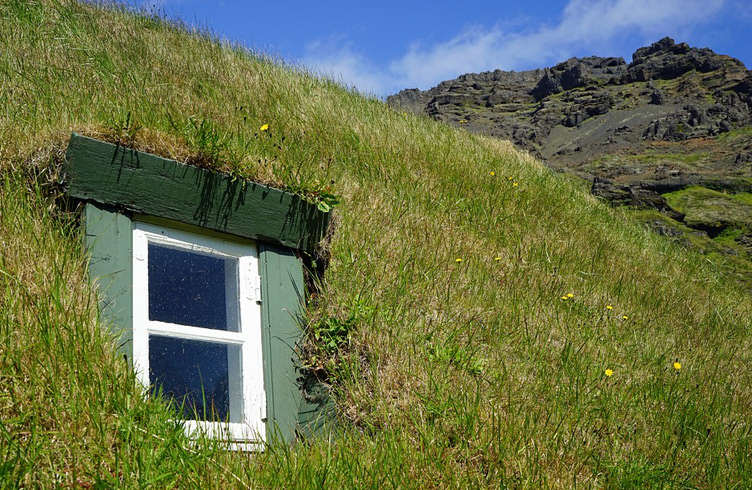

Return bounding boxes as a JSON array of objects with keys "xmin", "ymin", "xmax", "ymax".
[
  {"xmin": 304, "ymin": 0, "xmax": 727, "ymax": 96},
  {"xmin": 303, "ymin": 39, "xmax": 390, "ymax": 96}
]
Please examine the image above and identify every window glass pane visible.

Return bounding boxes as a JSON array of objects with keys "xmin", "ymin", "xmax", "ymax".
[
  {"xmin": 148, "ymin": 243, "xmax": 239, "ymax": 331},
  {"xmin": 149, "ymin": 335, "xmax": 242, "ymax": 423}
]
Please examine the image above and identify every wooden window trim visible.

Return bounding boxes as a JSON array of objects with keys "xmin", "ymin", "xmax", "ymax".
[
  {"xmin": 64, "ymin": 133, "xmax": 329, "ymax": 251},
  {"xmin": 67, "ymin": 134, "xmax": 334, "ymax": 445},
  {"xmin": 132, "ymin": 222, "xmax": 266, "ymax": 445}
]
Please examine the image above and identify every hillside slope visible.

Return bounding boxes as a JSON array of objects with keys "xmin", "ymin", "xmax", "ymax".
[{"xmin": 1, "ymin": 2, "xmax": 752, "ymax": 489}]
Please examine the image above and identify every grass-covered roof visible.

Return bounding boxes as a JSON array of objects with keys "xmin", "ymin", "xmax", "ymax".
[{"xmin": 1, "ymin": 1, "xmax": 751, "ymax": 488}]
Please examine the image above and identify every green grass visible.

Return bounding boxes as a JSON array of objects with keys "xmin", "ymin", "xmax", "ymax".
[
  {"xmin": 581, "ymin": 152, "xmax": 709, "ymax": 176},
  {"xmin": 631, "ymin": 152, "xmax": 707, "ymax": 165},
  {"xmin": 2, "ymin": 1, "xmax": 752, "ymax": 488},
  {"xmin": 716, "ymin": 126, "xmax": 752, "ymax": 142},
  {"xmin": 663, "ymin": 186, "xmax": 752, "ymax": 233},
  {"xmin": 733, "ymin": 192, "xmax": 752, "ymax": 206},
  {"xmin": 630, "ymin": 209, "xmax": 752, "ymax": 283},
  {"xmin": 715, "ymin": 227, "xmax": 746, "ymax": 247}
]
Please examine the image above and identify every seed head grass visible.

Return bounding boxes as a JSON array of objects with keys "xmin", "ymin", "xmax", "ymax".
[{"xmin": 1, "ymin": 1, "xmax": 752, "ymax": 488}]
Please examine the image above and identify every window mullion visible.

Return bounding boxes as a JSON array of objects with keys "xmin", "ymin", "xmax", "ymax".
[
  {"xmin": 132, "ymin": 227, "xmax": 150, "ymax": 389},
  {"xmin": 146, "ymin": 321, "xmax": 246, "ymax": 344}
]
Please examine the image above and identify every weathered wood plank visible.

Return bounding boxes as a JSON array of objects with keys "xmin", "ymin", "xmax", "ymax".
[
  {"xmin": 259, "ymin": 243, "xmax": 329, "ymax": 442},
  {"xmin": 65, "ymin": 133, "xmax": 329, "ymax": 251},
  {"xmin": 84, "ymin": 202, "xmax": 134, "ymax": 361}
]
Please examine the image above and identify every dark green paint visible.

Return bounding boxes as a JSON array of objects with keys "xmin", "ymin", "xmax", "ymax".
[
  {"xmin": 260, "ymin": 244, "xmax": 305, "ymax": 441},
  {"xmin": 84, "ymin": 202, "xmax": 134, "ymax": 361},
  {"xmin": 65, "ymin": 133, "xmax": 329, "ymax": 252},
  {"xmin": 258, "ymin": 244, "xmax": 333, "ymax": 441},
  {"xmin": 296, "ymin": 378, "xmax": 336, "ymax": 440}
]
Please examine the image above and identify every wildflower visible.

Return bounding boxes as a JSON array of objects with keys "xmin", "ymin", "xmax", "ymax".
[
  {"xmin": 605, "ymin": 369, "xmax": 613, "ymax": 377},
  {"xmin": 566, "ymin": 293, "xmax": 574, "ymax": 298},
  {"xmin": 508, "ymin": 177, "xmax": 513, "ymax": 181},
  {"xmin": 459, "ymin": 120, "xmax": 467, "ymax": 123},
  {"xmin": 260, "ymin": 123, "xmax": 269, "ymax": 132},
  {"xmin": 561, "ymin": 296, "xmax": 569, "ymax": 300},
  {"xmin": 513, "ymin": 182, "xmax": 519, "ymax": 187},
  {"xmin": 622, "ymin": 315, "xmax": 628, "ymax": 320},
  {"xmin": 674, "ymin": 362, "xmax": 682, "ymax": 370},
  {"xmin": 494, "ymin": 257, "xmax": 501, "ymax": 261},
  {"xmin": 455, "ymin": 258, "xmax": 462, "ymax": 263},
  {"xmin": 606, "ymin": 305, "xmax": 613, "ymax": 310},
  {"xmin": 490, "ymin": 171, "xmax": 496, "ymax": 176}
]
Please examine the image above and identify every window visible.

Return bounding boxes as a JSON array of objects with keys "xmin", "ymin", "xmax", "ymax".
[
  {"xmin": 132, "ymin": 222, "xmax": 266, "ymax": 445},
  {"xmin": 65, "ymin": 133, "xmax": 333, "ymax": 446}
]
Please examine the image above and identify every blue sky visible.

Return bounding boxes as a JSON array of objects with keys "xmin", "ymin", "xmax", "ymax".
[{"xmin": 142, "ymin": 0, "xmax": 752, "ymax": 97}]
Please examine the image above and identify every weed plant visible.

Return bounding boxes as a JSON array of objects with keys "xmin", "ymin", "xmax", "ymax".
[{"xmin": 1, "ymin": 1, "xmax": 751, "ymax": 488}]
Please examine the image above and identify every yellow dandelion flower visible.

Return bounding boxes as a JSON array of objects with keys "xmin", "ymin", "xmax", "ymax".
[
  {"xmin": 260, "ymin": 123, "xmax": 269, "ymax": 131},
  {"xmin": 455, "ymin": 258, "xmax": 462, "ymax": 263},
  {"xmin": 513, "ymin": 182, "xmax": 519, "ymax": 187},
  {"xmin": 508, "ymin": 177, "xmax": 513, "ymax": 180},
  {"xmin": 605, "ymin": 369, "xmax": 613, "ymax": 377},
  {"xmin": 490, "ymin": 171, "xmax": 495, "ymax": 176},
  {"xmin": 494, "ymin": 257, "xmax": 501, "ymax": 261},
  {"xmin": 566, "ymin": 293, "xmax": 574, "ymax": 298},
  {"xmin": 606, "ymin": 305, "xmax": 613, "ymax": 310},
  {"xmin": 459, "ymin": 120, "xmax": 467, "ymax": 123},
  {"xmin": 561, "ymin": 296, "xmax": 569, "ymax": 300},
  {"xmin": 674, "ymin": 362, "xmax": 681, "ymax": 370},
  {"xmin": 622, "ymin": 315, "xmax": 628, "ymax": 320}
]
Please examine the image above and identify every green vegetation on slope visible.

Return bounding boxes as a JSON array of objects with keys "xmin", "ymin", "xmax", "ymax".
[
  {"xmin": 1, "ymin": 1, "xmax": 752, "ymax": 488},
  {"xmin": 664, "ymin": 186, "xmax": 752, "ymax": 234}
]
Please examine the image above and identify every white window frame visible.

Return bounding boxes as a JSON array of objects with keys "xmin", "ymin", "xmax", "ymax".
[{"xmin": 132, "ymin": 221, "xmax": 266, "ymax": 448}]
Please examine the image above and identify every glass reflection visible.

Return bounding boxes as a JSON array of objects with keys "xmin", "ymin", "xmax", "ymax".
[
  {"xmin": 148, "ymin": 244, "xmax": 238, "ymax": 331},
  {"xmin": 149, "ymin": 335, "xmax": 242, "ymax": 422}
]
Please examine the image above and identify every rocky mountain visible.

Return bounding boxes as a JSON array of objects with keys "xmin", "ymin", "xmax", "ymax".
[{"xmin": 388, "ymin": 38, "xmax": 752, "ymax": 268}]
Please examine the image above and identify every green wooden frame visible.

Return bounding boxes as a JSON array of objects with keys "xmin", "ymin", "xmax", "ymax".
[
  {"xmin": 65, "ymin": 133, "xmax": 328, "ymax": 251},
  {"xmin": 83, "ymin": 202, "xmax": 134, "ymax": 361},
  {"xmin": 65, "ymin": 134, "xmax": 333, "ymax": 443}
]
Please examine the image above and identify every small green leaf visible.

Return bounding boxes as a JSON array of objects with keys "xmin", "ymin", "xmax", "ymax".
[{"xmin": 317, "ymin": 201, "xmax": 331, "ymax": 213}]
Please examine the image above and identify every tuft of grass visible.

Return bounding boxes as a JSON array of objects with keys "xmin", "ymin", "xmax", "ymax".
[{"xmin": 1, "ymin": 1, "xmax": 752, "ymax": 488}]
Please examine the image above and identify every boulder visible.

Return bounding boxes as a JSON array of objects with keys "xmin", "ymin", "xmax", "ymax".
[
  {"xmin": 624, "ymin": 37, "xmax": 733, "ymax": 83},
  {"xmin": 591, "ymin": 178, "xmax": 685, "ymax": 220}
]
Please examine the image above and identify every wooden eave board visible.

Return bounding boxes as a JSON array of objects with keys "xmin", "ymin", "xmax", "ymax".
[{"xmin": 64, "ymin": 133, "xmax": 329, "ymax": 251}]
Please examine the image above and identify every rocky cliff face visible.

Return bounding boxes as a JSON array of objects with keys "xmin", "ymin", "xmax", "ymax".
[
  {"xmin": 388, "ymin": 37, "xmax": 751, "ymax": 160},
  {"xmin": 388, "ymin": 38, "xmax": 752, "ymax": 266}
]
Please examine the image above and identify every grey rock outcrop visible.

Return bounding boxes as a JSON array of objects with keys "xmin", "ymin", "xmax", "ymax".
[
  {"xmin": 388, "ymin": 38, "xmax": 751, "ymax": 153},
  {"xmin": 623, "ymin": 37, "xmax": 730, "ymax": 82},
  {"xmin": 388, "ymin": 37, "xmax": 752, "ymax": 250}
]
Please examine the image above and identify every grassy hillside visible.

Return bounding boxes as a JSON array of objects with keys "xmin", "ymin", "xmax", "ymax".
[{"xmin": 1, "ymin": 1, "xmax": 751, "ymax": 488}]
